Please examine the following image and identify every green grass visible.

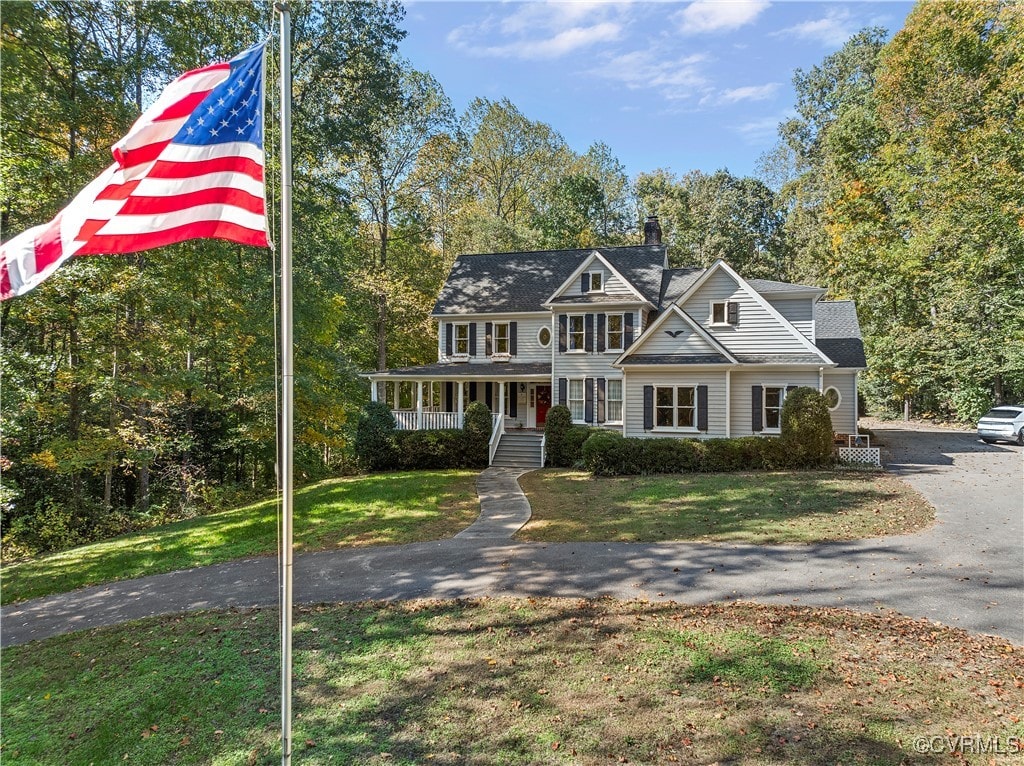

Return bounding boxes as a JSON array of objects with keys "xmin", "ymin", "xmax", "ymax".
[
  {"xmin": 518, "ymin": 469, "xmax": 934, "ymax": 543},
  {"xmin": 3, "ymin": 599, "xmax": 1022, "ymax": 765},
  {"xmin": 1, "ymin": 470, "xmax": 479, "ymax": 605}
]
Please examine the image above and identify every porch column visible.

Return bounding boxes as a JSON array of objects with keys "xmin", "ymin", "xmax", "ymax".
[
  {"xmin": 370, "ymin": 379, "xmax": 378, "ymax": 403},
  {"xmin": 499, "ymin": 381, "xmax": 506, "ymax": 419},
  {"xmin": 457, "ymin": 381, "xmax": 465, "ymax": 427},
  {"xmin": 416, "ymin": 381, "xmax": 424, "ymax": 429}
]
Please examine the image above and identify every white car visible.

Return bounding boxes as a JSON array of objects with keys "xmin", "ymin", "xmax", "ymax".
[{"xmin": 977, "ymin": 405, "xmax": 1024, "ymax": 446}]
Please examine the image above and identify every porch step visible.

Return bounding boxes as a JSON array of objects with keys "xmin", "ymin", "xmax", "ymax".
[{"xmin": 491, "ymin": 431, "xmax": 544, "ymax": 468}]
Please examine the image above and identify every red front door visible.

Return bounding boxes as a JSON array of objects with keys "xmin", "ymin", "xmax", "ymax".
[{"xmin": 535, "ymin": 385, "xmax": 552, "ymax": 427}]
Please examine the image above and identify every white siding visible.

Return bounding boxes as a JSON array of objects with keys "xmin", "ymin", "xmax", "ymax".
[
  {"xmin": 768, "ymin": 297, "xmax": 815, "ymax": 340},
  {"xmin": 728, "ymin": 370, "xmax": 820, "ymax": 436},
  {"xmin": 682, "ymin": 270, "xmax": 810, "ymax": 355},
  {"xmin": 623, "ymin": 371, "xmax": 728, "ymax": 439},
  {"xmin": 437, "ymin": 315, "xmax": 551, "ymax": 364},
  {"xmin": 628, "ymin": 311, "xmax": 719, "ymax": 356},
  {"xmin": 560, "ymin": 264, "xmax": 636, "ymax": 298},
  {"xmin": 823, "ymin": 371, "xmax": 858, "ymax": 433}
]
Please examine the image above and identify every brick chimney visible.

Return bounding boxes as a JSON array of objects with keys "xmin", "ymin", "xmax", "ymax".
[{"xmin": 643, "ymin": 215, "xmax": 662, "ymax": 245}]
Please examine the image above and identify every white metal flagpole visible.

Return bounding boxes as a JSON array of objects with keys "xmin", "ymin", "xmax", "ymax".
[{"xmin": 275, "ymin": 3, "xmax": 294, "ymax": 765}]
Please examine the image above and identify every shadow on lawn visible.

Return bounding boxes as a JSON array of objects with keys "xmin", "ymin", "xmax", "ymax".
[{"xmin": 282, "ymin": 600, "xmax": 959, "ymax": 766}]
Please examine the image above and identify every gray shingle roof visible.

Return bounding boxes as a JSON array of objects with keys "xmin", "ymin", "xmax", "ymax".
[
  {"xmin": 619, "ymin": 354, "xmax": 731, "ymax": 365},
  {"xmin": 367, "ymin": 362, "xmax": 552, "ymax": 378},
  {"xmin": 431, "ymin": 245, "xmax": 666, "ymax": 315},
  {"xmin": 747, "ymin": 278, "xmax": 826, "ymax": 295},
  {"xmin": 733, "ymin": 353, "xmax": 830, "ymax": 365},
  {"xmin": 814, "ymin": 300, "xmax": 866, "ymax": 368},
  {"xmin": 658, "ymin": 268, "xmax": 703, "ymax": 306}
]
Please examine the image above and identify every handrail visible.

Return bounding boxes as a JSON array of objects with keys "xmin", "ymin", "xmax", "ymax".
[
  {"xmin": 488, "ymin": 413, "xmax": 505, "ymax": 465},
  {"xmin": 539, "ymin": 434, "xmax": 546, "ymax": 467}
]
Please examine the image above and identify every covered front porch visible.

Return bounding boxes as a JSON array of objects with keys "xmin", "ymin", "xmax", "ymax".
[{"xmin": 365, "ymin": 362, "xmax": 553, "ymax": 431}]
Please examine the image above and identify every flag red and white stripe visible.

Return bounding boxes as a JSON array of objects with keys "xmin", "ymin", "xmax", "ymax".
[{"xmin": 1, "ymin": 43, "xmax": 269, "ymax": 301}]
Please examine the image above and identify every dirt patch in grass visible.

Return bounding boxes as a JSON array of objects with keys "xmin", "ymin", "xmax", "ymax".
[
  {"xmin": 2, "ymin": 599, "xmax": 1021, "ymax": 765},
  {"xmin": 518, "ymin": 469, "xmax": 934, "ymax": 543}
]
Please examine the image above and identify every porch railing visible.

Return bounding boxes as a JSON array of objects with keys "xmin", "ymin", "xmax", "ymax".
[
  {"xmin": 392, "ymin": 410, "xmax": 463, "ymax": 430},
  {"xmin": 488, "ymin": 413, "xmax": 505, "ymax": 465},
  {"xmin": 539, "ymin": 434, "xmax": 546, "ymax": 467}
]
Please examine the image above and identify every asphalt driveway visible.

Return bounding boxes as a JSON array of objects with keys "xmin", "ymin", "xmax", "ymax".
[{"xmin": 3, "ymin": 422, "xmax": 1022, "ymax": 647}]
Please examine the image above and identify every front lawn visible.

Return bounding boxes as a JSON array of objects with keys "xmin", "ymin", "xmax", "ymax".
[
  {"xmin": 518, "ymin": 469, "xmax": 933, "ymax": 543},
  {"xmin": 2, "ymin": 599, "xmax": 1021, "ymax": 765},
  {"xmin": 1, "ymin": 470, "xmax": 479, "ymax": 605}
]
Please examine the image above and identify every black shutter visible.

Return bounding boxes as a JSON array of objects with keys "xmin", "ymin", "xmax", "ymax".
[
  {"xmin": 469, "ymin": 323, "xmax": 477, "ymax": 356},
  {"xmin": 445, "ymin": 323, "xmax": 453, "ymax": 356},
  {"xmin": 509, "ymin": 386, "xmax": 518, "ymax": 418},
  {"xmin": 752, "ymin": 385, "xmax": 763, "ymax": 433},
  {"xmin": 697, "ymin": 385, "xmax": 709, "ymax": 431},
  {"xmin": 585, "ymin": 313, "xmax": 594, "ymax": 352},
  {"xmin": 445, "ymin": 382, "xmax": 453, "ymax": 412},
  {"xmin": 624, "ymin": 312, "xmax": 634, "ymax": 348},
  {"xmin": 585, "ymin": 377, "xmax": 594, "ymax": 423},
  {"xmin": 597, "ymin": 313, "xmax": 606, "ymax": 353},
  {"xmin": 643, "ymin": 385, "xmax": 654, "ymax": 430},
  {"xmin": 469, "ymin": 382, "xmax": 477, "ymax": 401},
  {"xmin": 510, "ymin": 322, "xmax": 518, "ymax": 356},
  {"xmin": 727, "ymin": 301, "xmax": 739, "ymax": 325},
  {"xmin": 559, "ymin": 315, "xmax": 567, "ymax": 352},
  {"xmin": 485, "ymin": 322, "xmax": 493, "ymax": 357},
  {"xmin": 485, "ymin": 382, "xmax": 493, "ymax": 409},
  {"xmin": 558, "ymin": 378, "xmax": 567, "ymax": 406},
  {"xmin": 580, "ymin": 274, "xmax": 588, "ymax": 293},
  {"xmin": 597, "ymin": 377, "xmax": 606, "ymax": 423}
]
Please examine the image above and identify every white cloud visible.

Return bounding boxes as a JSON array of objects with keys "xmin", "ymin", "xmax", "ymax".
[
  {"xmin": 774, "ymin": 8, "xmax": 856, "ymax": 47},
  {"xmin": 734, "ymin": 109, "xmax": 795, "ymax": 144},
  {"xmin": 718, "ymin": 82, "xmax": 780, "ymax": 104},
  {"xmin": 589, "ymin": 50, "xmax": 712, "ymax": 101},
  {"xmin": 447, "ymin": 2, "xmax": 630, "ymax": 60},
  {"xmin": 675, "ymin": 0, "xmax": 771, "ymax": 35}
]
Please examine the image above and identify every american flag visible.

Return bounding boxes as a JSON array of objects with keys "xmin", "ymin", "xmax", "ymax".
[{"xmin": 1, "ymin": 42, "xmax": 270, "ymax": 301}]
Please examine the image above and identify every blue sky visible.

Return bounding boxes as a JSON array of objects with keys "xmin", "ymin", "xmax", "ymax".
[{"xmin": 400, "ymin": 1, "xmax": 914, "ymax": 180}]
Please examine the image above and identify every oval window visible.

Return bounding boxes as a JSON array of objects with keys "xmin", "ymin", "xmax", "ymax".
[
  {"xmin": 538, "ymin": 326, "xmax": 552, "ymax": 348},
  {"xmin": 823, "ymin": 386, "xmax": 841, "ymax": 410}
]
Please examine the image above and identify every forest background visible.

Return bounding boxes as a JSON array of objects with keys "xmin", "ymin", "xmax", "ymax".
[{"xmin": 1, "ymin": 0, "xmax": 1021, "ymax": 556}]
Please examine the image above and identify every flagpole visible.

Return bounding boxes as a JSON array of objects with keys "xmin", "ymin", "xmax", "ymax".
[{"xmin": 275, "ymin": 3, "xmax": 294, "ymax": 766}]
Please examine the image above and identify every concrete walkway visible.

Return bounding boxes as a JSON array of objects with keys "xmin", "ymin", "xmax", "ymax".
[{"xmin": 3, "ymin": 428, "xmax": 1022, "ymax": 647}]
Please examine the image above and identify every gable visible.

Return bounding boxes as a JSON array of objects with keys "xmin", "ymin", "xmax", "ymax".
[
  {"xmin": 545, "ymin": 251, "xmax": 648, "ymax": 305},
  {"xmin": 627, "ymin": 309, "xmax": 725, "ymax": 357},
  {"xmin": 679, "ymin": 268, "xmax": 821, "ymax": 357}
]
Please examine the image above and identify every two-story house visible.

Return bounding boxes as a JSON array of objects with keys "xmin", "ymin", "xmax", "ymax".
[{"xmin": 366, "ymin": 218, "xmax": 866, "ymax": 467}]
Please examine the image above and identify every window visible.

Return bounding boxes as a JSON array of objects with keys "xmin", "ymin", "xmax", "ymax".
[
  {"xmin": 492, "ymin": 322, "xmax": 509, "ymax": 355},
  {"xmin": 568, "ymin": 314, "xmax": 585, "ymax": 351},
  {"xmin": 764, "ymin": 386, "xmax": 784, "ymax": 431},
  {"xmin": 568, "ymin": 379, "xmax": 585, "ymax": 421},
  {"xmin": 606, "ymin": 379, "xmax": 623, "ymax": 422},
  {"xmin": 585, "ymin": 271, "xmax": 603, "ymax": 292},
  {"xmin": 655, "ymin": 385, "xmax": 696, "ymax": 429},
  {"xmin": 606, "ymin": 313, "xmax": 623, "ymax": 351},
  {"xmin": 711, "ymin": 301, "xmax": 738, "ymax": 325},
  {"xmin": 454, "ymin": 323, "xmax": 470, "ymax": 355},
  {"xmin": 823, "ymin": 386, "xmax": 841, "ymax": 411},
  {"xmin": 538, "ymin": 326, "xmax": 551, "ymax": 348}
]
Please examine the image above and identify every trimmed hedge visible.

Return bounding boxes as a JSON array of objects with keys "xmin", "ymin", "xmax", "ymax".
[
  {"xmin": 780, "ymin": 387, "xmax": 835, "ymax": 467},
  {"xmin": 582, "ymin": 432, "xmax": 817, "ymax": 476},
  {"xmin": 543, "ymin": 406, "xmax": 599, "ymax": 467},
  {"xmin": 352, "ymin": 401, "xmax": 398, "ymax": 471}
]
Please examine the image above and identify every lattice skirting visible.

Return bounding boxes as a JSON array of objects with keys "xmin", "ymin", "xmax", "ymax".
[{"xmin": 838, "ymin": 446, "xmax": 881, "ymax": 466}]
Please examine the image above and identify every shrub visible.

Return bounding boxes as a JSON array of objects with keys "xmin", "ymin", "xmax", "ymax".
[
  {"xmin": 562, "ymin": 426, "xmax": 599, "ymax": 468},
  {"xmin": 780, "ymin": 387, "xmax": 835, "ymax": 467},
  {"xmin": 543, "ymin": 406, "xmax": 573, "ymax": 467},
  {"xmin": 395, "ymin": 429, "xmax": 470, "ymax": 469},
  {"xmin": 463, "ymin": 401, "xmax": 494, "ymax": 466},
  {"xmin": 353, "ymin": 401, "xmax": 398, "ymax": 471}
]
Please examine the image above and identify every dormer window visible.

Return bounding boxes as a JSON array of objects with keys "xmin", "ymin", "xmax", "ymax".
[
  {"xmin": 583, "ymin": 271, "xmax": 603, "ymax": 293},
  {"xmin": 711, "ymin": 300, "xmax": 739, "ymax": 326}
]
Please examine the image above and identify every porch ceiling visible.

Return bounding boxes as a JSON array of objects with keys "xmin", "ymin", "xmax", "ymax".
[{"xmin": 366, "ymin": 361, "xmax": 552, "ymax": 381}]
